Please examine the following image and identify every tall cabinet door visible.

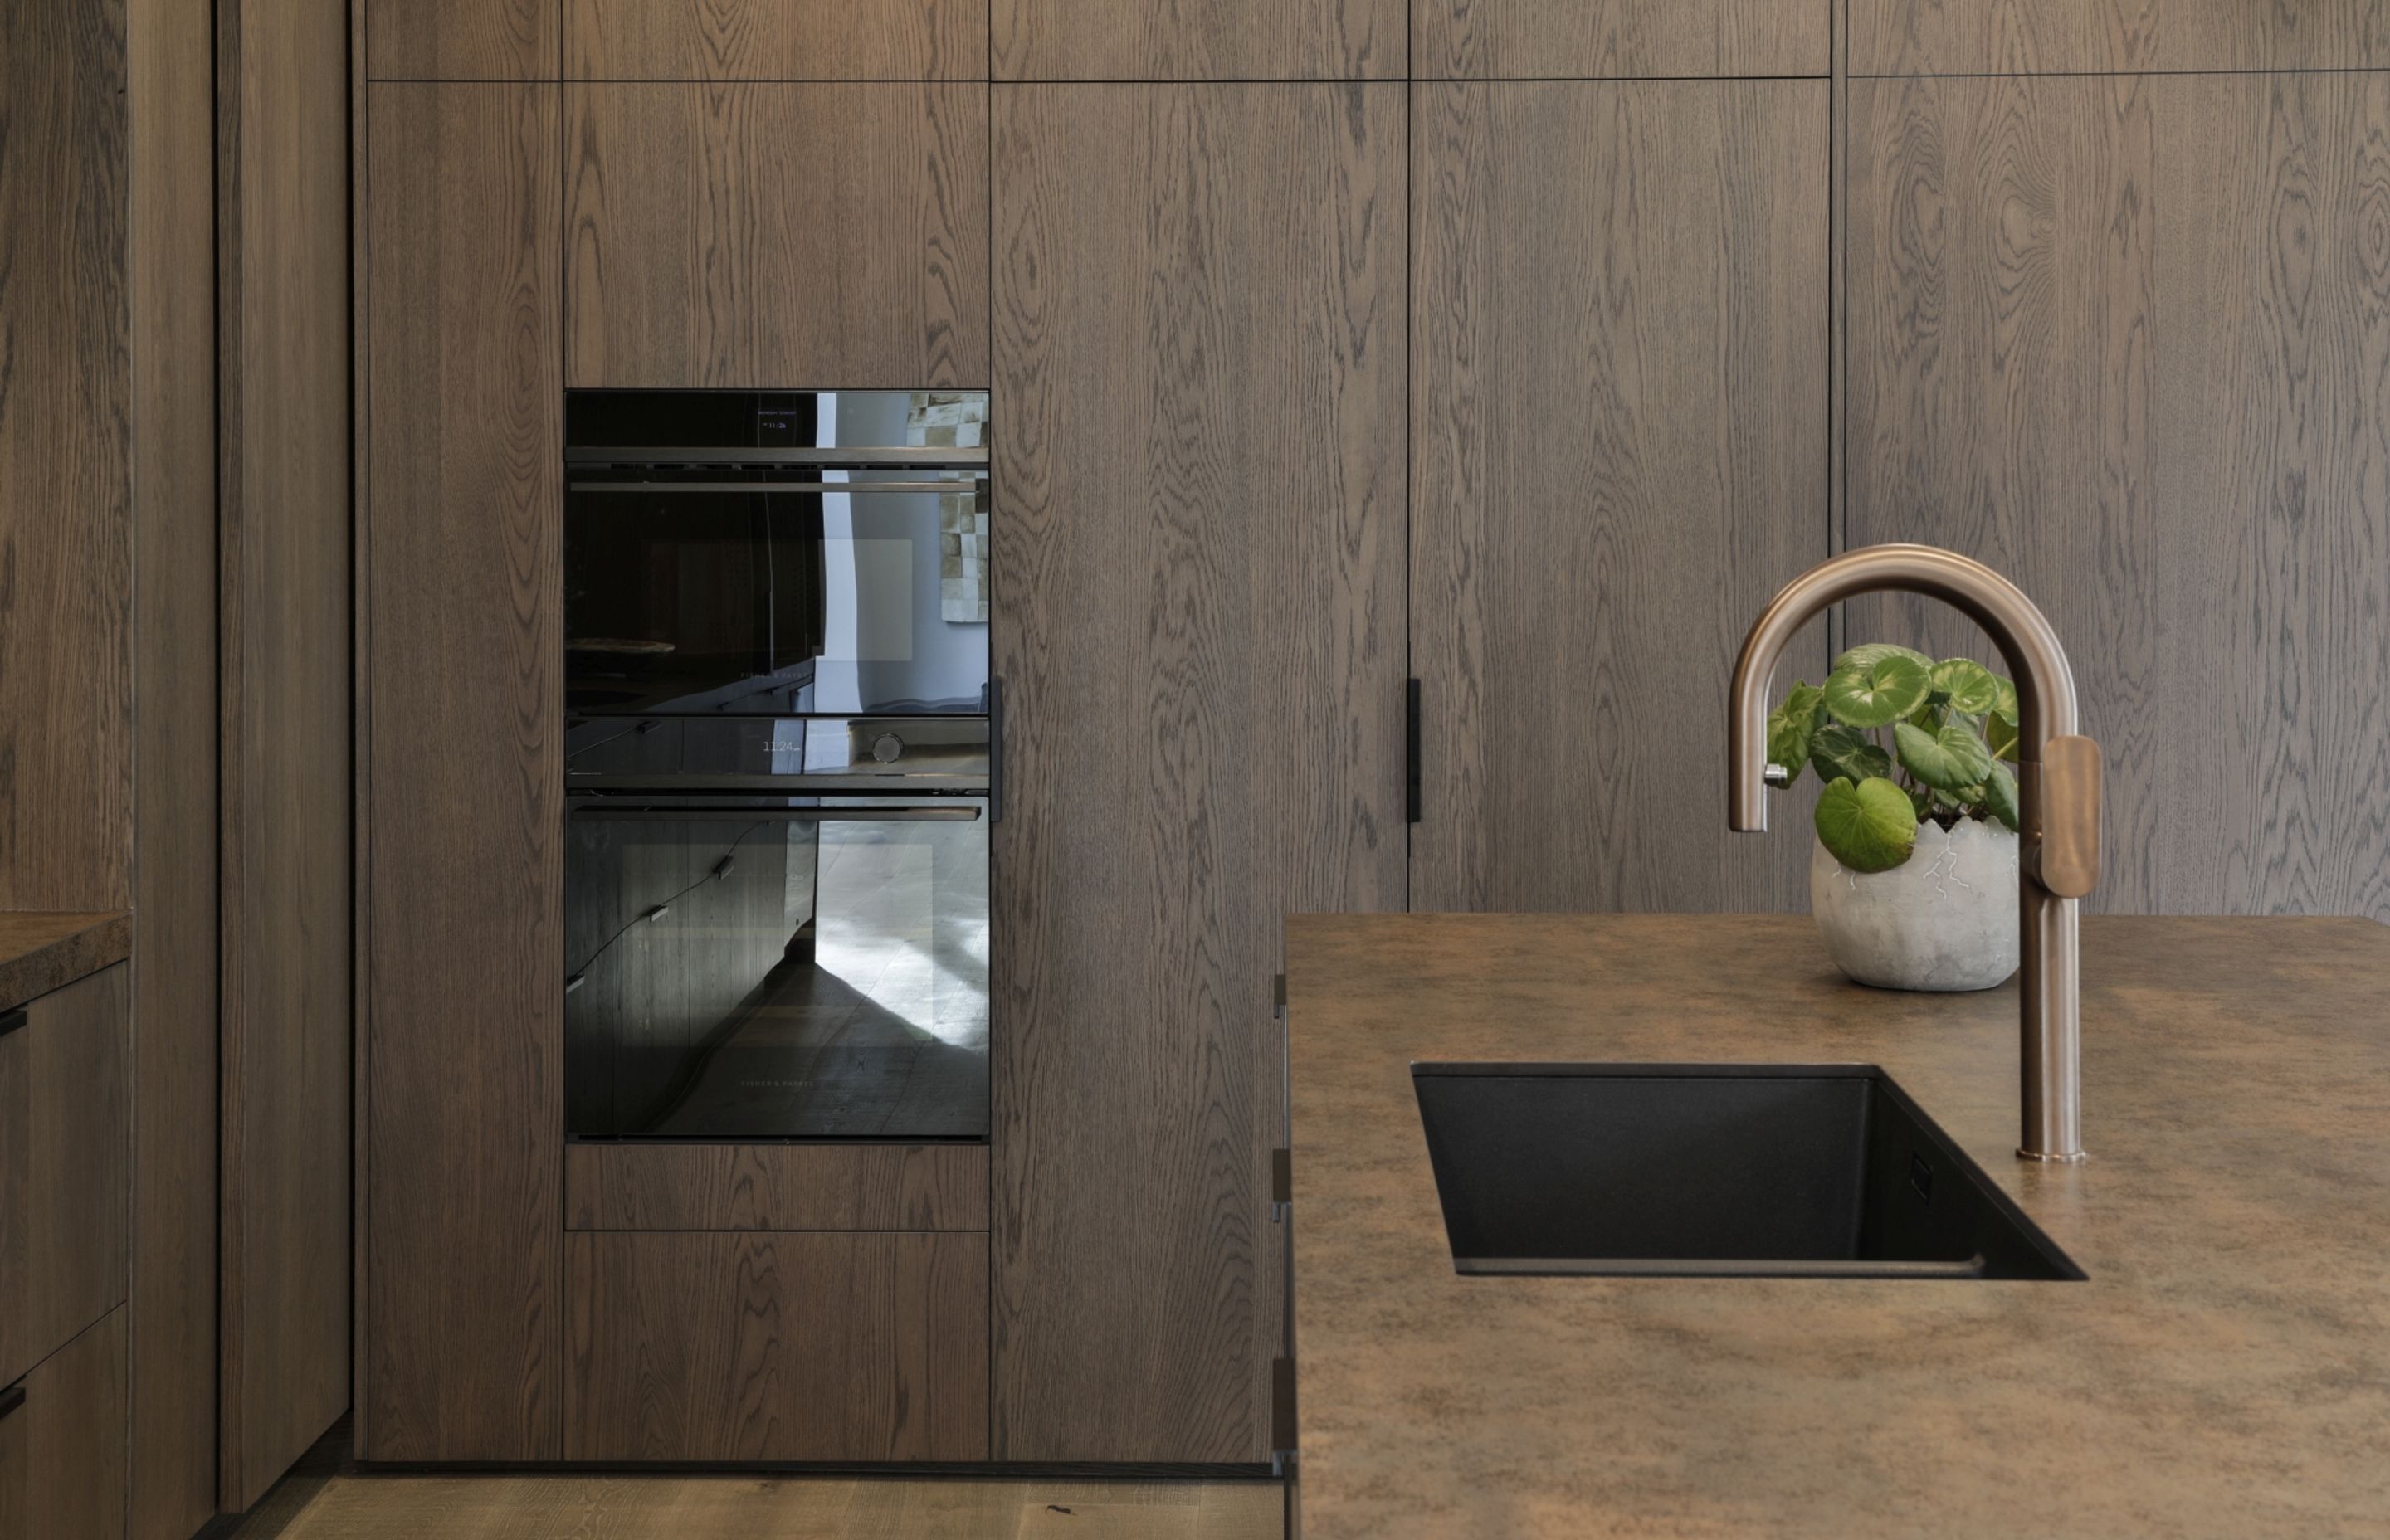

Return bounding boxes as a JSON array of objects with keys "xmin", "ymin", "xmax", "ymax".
[
  {"xmin": 361, "ymin": 80, "xmax": 564, "ymax": 1461},
  {"xmin": 1410, "ymin": 80, "xmax": 1830, "ymax": 913},
  {"xmin": 990, "ymin": 83, "xmax": 1407, "ymax": 1462}
]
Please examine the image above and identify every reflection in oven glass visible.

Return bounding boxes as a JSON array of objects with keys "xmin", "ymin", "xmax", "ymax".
[{"xmin": 565, "ymin": 804, "xmax": 989, "ymax": 1139}]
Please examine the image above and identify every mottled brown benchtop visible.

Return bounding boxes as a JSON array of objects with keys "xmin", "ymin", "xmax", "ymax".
[
  {"xmin": 1285, "ymin": 914, "xmax": 2390, "ymax": 1540},
  {"xmin": 0, "ymin": 909, "xmax": 130, "ymax": 1012}
]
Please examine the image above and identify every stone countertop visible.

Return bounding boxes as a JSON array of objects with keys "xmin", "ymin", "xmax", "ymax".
[
  {"xmin": 0, "ymin": 909, "xmax": 131, "ymax": 1014},
  {"xmin": 1285, "ymin": 914, "xmax": 2390, "ymax": 1540}
]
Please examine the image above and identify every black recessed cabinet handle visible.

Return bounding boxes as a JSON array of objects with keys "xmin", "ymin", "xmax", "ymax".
[
  {"xmin": 0, "ymin": 1381, "xmax": 25, "ymax": 1424},
  {"xmin": 988, "ymin": 677, "xmax": 1005, "ymax": 826},
  {"xmin": 0, "ymin": 1007, "xmax": 26, "ymax": 1042}
]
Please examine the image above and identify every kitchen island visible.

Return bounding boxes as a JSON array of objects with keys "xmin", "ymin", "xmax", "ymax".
[{"xmin": 1285, "ymin": 914, "xmax": 2390, "ymax": 1538}]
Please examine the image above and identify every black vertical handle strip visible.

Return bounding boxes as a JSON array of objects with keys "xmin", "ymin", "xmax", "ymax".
[
  {"xmin": 988, "ymin": 676, "xmax": 1005, "ymax": 825},
  {"xmin": 1405, "ymin": 677, "xmax": 1422, "ymax": 824},
  {"xmin": 0, "ymin": 1007, "xmax": 26, "ymax": 1042},
  {"xmin": 0, "ymin": 1382, "xmax": 24, "ymax": 1423}
]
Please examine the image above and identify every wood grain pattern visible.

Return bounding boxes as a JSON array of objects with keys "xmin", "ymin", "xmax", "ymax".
[
  {"xmin": 363, "ymin": 80, "xmax": 564, "ymax": 1462},
  {"xmin": 127, "ymin": 0, "xmax": 221, "ymax": 1524},
  {"xmin": 1851, "ymin": 0, "xmax": 2390, "ymax": 75},
  {"xmin": 218, "ymin": 0, "xmax": 354, "ymax": 1510},
  {"xmin": 0, "ymin": 965, "xmax": 129, "ymax": 1389},
  {"xmin": 1410, "ymin": 80, "xmax": 1831, "ymax": 914},
  {"xmin": 1846, "ymin": 74, "xmax": 2390, "ymax": 924},
  {"xmin": 232, "ymin": 1471, "xmax": 1284, "ymax": 1539},
  {"xmin": 991, "ymin": 83, "xmax": 1406, "ymax": 1462},
  {"xmin": 565, "ymin": 82, "xmax": 988, "ymax": 388},
  {"xmin": 992, "ymin": 0, "xmax": 1402, "ymax": 80},
  {"xmin": 566, "ymin": 1142, "xmax": 989, "ymax": 1231},
  {"xmin": 367, "ymin": 0, "xmax": 559, "ymax": 80},
  {"xmin": 1417, "ymin": 0, "xmax": 1829, "ymax": 79},
  {"xmin": 564, "ymin": 1231, "xmax": 990, "ymax": 1461},
  {"xmin": 0, "ymin": 912, "xmax": 129, "ymax": 1014},
  {"xmin": 0, "ymin": 0, "xmax": 133, "ymax": 914},
  {"xmin": 568, "ymin": 0, "xmax": 989, "ymax": 80},
  {"xmin": 9, "ymin": 1309, "xmax": 129, "ymax": 1540}
]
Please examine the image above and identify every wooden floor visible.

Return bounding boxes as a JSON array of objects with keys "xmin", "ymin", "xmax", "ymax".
[{"xmin": 229, "ymin": 1473, "xmax": 1285, "ymax": 1540}]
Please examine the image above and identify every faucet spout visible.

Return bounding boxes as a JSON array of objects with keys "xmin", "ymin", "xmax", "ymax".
[{"xmin": 1727, "ymin": 544, "xmax": 2100, "ymax": 1162}]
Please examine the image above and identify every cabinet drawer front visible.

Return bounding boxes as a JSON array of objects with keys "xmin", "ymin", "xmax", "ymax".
[
  {"xmin": 0, "ymin": 1308, "xmax": 128, "ymax": 1540},
  {"xmin": 566, "ymin": 1231, "xmax": 988, "ymax": 1460},
  {"xmin": 0, "ymin": 966, "xmax": 129, "ymax": 1386},
  {"xmin": 568, "ymin": 0, "xmax": 989, "ymax": 80},
  {"xmin": 567, "ymin": 1143, "xmax": 988, "ymax": 1231}
]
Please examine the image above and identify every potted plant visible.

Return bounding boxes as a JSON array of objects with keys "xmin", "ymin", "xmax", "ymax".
[{"xmin": 1768, "ymin": 644, "xmax": 2022, "ymax": 991}]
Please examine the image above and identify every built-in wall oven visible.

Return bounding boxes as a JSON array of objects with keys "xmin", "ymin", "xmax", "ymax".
[{"xmin": 562, "ymin": 389, "xmax": 993, "ymax": 1142}]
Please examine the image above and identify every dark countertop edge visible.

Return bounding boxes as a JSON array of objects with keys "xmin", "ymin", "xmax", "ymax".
[{"xmin": 0, "ymin": 910, "xmax": 133, "ymax": 1013}]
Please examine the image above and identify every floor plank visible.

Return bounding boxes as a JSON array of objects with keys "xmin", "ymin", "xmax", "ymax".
[{"xmin": 229, "ymin": 1474, "xmax": 1285, "ymax": 1540}]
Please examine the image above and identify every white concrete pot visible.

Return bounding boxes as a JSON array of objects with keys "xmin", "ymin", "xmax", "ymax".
[{"xmin": 1810, "ymin": 817, "xmax": 2019, "ymax": 992}]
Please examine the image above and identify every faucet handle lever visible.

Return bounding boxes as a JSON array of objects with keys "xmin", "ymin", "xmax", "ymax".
[{"xmin": 2030, "ymin": 735, "xmax": 2102, "ymax": 899}]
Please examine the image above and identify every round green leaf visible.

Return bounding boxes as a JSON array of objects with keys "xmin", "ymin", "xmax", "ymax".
[
  {"xmin": 1984, "ymin": 709, "xmax": 2021, "ymax": 763},
  {"xmin": 1979, "ymin": 758, "xmax": 2022, "ymax": 831},
  {"xmin": 1992, "ymin": 675, "xmax": 2020, "ymax": 719},
  {"xmin": 1815, "ymin": 776, "xmax": 1919, "ymax": 874},
  {"xmin": 1808, "ymin": 723, "xmax": 1892, "ymax": 786},
  {"xmin": 1929, "ymin": 658, "xmax": 2002, "ymax": 715},
  {"xmin": 1894, "ymin": 719, "xmax": 1997, "ymax": 794},
  {"xmin": 1833, "ymin": 642, "xmax": 1934, "ymax": 675},
  {"xmin": 1822, "ymin": 655, "xmax": 1932, "ymax": 729},
  {"xmin": 1767, "ymin": 681, "xmax": 1826, "ymax": 782}
]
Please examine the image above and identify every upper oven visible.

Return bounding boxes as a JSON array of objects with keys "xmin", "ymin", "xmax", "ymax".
[{"xmin": 564, "ymin": 388, "xmax": 989, "ymax": 719}]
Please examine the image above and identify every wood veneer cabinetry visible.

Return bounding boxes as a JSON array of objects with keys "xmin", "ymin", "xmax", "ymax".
[
  {"xmin": 568, "ymin": 0, "xmax": 989, "ymax": 80},
  {"xmin": 564, "ymin": 1232, "xmax": 989, "ymax": 1460},
  {"xmin": 565, "ymin": 83, "xmax": 989, "ymax": 388},
  {"xmin": 1410, "ymin": 80, "xmax": 1830, "ymax": 914},
  {"xmin": 567, "ymin": 1142, "xmax": 988, "ymax": 1231},
  {"xmin": 1847, "ymin": 73, "xmax": 2390, "ymax": 924},
  {"xmin": 0, "ymin": 966, "xmax": 129, "ymax": 1391},
  {"xmin": 0, "ymin": 1309, "xmax": 129, "ymax": 1540},
  {"xmin": 993, "ymin": 0, "xmax": 1403, "ymax": 80},
  {"xmin": 1851, "ymin": 0, "xmax": 2390, "ymax": 75},
  {"xmin": 368, "ymin": 0, "xmax": 559, "ymax": 80},
  {"xmin": 219, "ymin": 0, "xmax": 354, "ymax": 1507},
  {"xmin": 990, "ymin": 82, "xmax": 1407, "ymax": 1462},
  {"xmin": 1417, "ymin": 0, "xmax": 1829, "ymax": 79},
  {"xmin": 362, "ymin": 80, "xmax": 565, "ymax": 1462}
]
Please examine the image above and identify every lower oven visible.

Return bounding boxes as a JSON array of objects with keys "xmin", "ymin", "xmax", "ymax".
[{"xmin": 563, "ymin": 785, "xmax": 989, "ymax": 1141}]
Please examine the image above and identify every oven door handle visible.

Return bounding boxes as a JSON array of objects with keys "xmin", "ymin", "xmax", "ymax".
[
  {"xmin": 569, "ymin": 803, "xmax": 981, "ymax": 823},
  {"xmin": 569, "ymin": 480, "xmax": 979, "ymax": 496}
]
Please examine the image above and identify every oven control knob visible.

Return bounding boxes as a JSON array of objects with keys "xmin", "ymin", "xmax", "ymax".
[{"xmin": 871, "ymin": 733, "xmax": 905, "ymax": 764}]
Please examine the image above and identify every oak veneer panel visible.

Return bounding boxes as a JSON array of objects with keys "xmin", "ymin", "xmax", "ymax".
[
  {"xmin": 1851, "ymin": 0, "xmax": 2390, "ymax": 75},
  {"xmin": 0, "ymin": 0, "xmax": 132, "ymax": 914},
  {"xmin": 566, "ymin": 1142, "xmax": 988, "ymax": 1230},
  {"xmin": 568, "ymin": 0, "xmax": 989, "ymax": 79},
  {"xmin": 566, "ymin": 82, "xmax": 988, "ymax": 388},
  {"xmin": 368, "ymin": 0, "xmax": 559, "ymax": 80},
  {"xmin": 1411, "ymin": 80, "xmax": 1830, "ymax": 914},
  {"xmin": 1417, "ymin": 0, "xmax": 1829, "ymax": 80},
  {"xmin": 1847, "ymin": 74, "xmax": 2390, "ymax": 924},
  {"xmin": 564, "ymin": 1231, "xmax": 989, "ymax": 1460},
  {"xmin": 220, "ymin": 0, "xmax": 355, "ymax": 1509},
  {"xmin": 7, "ymin": 1309, "xmax": 129, "ymax": 1540},
  {"xmin": 128, "ymin": 0, "xmax": 221, "ymax": 1523},
  {"xmin": 992, "ymin": 0, "xmax": 1403, "ymax": 80},
  {"xmin": 0, "ymin": 966, "xmax": 129, "ymax": 1391},
  {"xmin": 364, "ymin": 80, "xmax": 565, "ymax": 1461},
  {"xmin": 990, "ymin": 82, "xmax": 1406, "ymax": 1461}
]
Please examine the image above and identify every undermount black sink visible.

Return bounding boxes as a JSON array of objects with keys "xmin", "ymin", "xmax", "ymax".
[{"xmin": 1412, "ymin": 1063, "xmax": 2085, "ymax": 1281}]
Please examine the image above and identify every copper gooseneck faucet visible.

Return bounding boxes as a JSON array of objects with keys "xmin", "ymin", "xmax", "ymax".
[{"xmin": 1727, "ymin": 545, "xmax": 2103, "ymax": 1162}]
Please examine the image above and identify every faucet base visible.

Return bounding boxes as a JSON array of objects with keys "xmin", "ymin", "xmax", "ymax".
[{"xmin": 2017, "ymin": 1148, "xmax": 2090, "ymax": 1164}]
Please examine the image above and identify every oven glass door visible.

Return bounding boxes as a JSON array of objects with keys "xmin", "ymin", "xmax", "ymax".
[
  {"xmin": 566, "ymin": 471, "xmax": 988, "ymax": 719},
  {"xmin": 565, "ymin": 794, "xmax": 990, "ymax": 1140}
]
